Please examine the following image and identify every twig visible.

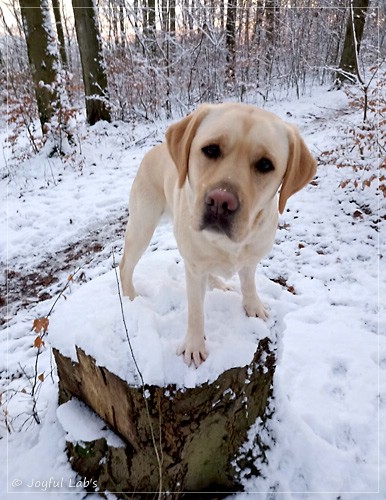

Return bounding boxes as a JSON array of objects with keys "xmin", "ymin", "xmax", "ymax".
[
  {"xmin": 46, "ymin": 265, "xmax": 85, "ymax": 317},
  {"xmin": 112, "ymin": 248, "xmax": 164, "ymax": 496},
  {"xmin": 26, "ymin": 264, "xmax": 89, "ymax": 428},
  {"xmin": 18, "ymin": 363, "xmax": 41, "ymax": 425}
]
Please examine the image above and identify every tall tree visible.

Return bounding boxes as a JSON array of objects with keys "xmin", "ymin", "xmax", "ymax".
[
  {"xmin": 147, "ymin": 0, "xmax": 157, "ymax": 55},
  {"xmin": 225, "ymin": 0, "xmax": 237, "ymax": 86},
  {"xmin": 19, "ymin": 0, "xmax": 60, "ymax": 132},
  {"xmin": 72, "ymin": 0, "xmax": 111, "ymax": 124},
  {"xmin": 119, "ymin": 0, "xmax": 125, "ymax": 47},
  {"xmin": 51, "ymin": 0, "xmax": 68, "ymax": 67},
  {"xmin": 338, "ymin": 0, "xmax": 370, "ymax": 82},
  {"xmin": 142, "ymin": 0, "xmax": 149, "ymax": 36},
  {"xmin": 169, "ymin": 0, "xmax": 176, "ymax": 34},
  {"xmin": 264, "ymin": 0, "xmax": 279, "ymax": 85}
]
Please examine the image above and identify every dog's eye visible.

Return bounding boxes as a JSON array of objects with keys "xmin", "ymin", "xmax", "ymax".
[
  {"xmin": 202, "ymin": 144, "xmax": 221, "ymax": 159},
  {"xmin": 255, "ymin": 158, "xmax": 274, "ymax": 173}
]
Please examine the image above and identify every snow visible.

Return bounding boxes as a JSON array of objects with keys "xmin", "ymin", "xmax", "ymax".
[
  {"xmin": 57, "ymin": 398, "xmax": 125, "ymax": 448},
  {"xmin": 48, "ymin": 261, "xmax": 278, "ymax": 388},
  {"xmin": 1, "ymin": 86, "xmax": 385, "ymax": 499}
]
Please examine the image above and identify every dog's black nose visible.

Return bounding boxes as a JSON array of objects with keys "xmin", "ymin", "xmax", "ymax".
[{"xmin": 205, "ymin": 188, "xmax": 239, "ymax": 216}]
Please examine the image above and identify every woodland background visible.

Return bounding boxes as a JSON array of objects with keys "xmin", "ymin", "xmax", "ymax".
[{"xmin": 1, "ymin": 0, "xmax": 385, "ymax": 167}]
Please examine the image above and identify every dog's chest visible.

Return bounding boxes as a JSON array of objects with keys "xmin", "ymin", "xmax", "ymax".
[
  {"xmin": 210, "ymin": 247, "xmax": 253, "ymax": 277},
  {"xmin": 183, "ymin": 233, "xmax": 258, "ymax": 278}
]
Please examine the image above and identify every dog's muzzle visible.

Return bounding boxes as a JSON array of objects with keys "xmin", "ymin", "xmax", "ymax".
[{"xmin": 200, "ymin": 186, "xmax": 240, "ymax": 238}]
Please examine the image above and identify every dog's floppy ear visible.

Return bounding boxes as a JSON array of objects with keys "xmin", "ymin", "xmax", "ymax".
[
  {"xmin": 166, "ymin": 105, "xmax": 210, "ymax": 187},
  {"xmin": 278, "ymin": 124, "xmax": 317, "ymax": 214}
]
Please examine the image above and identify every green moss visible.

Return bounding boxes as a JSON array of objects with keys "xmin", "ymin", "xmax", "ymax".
[
  {"xmin": 75, "ymin": 441, "xmax": 96, "ymax": 458},
  {"xmin": 183, "ymin": 413, "xmax": 234, "ymax": 491}
]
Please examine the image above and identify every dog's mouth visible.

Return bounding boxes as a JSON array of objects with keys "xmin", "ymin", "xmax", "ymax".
[{"xmin": 200, "ymin": 211, "xmax": 235, "ymax": 239}]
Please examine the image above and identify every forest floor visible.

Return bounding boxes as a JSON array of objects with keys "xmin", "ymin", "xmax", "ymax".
[{"xmin": 1, "ymin": 86, "xmax": 385, "ymax": 499}]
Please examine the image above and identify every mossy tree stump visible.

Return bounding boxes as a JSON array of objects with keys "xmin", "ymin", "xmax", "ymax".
[{"xmin": 53, "ymin": 337, "xmax": 275, "ymax": 496}]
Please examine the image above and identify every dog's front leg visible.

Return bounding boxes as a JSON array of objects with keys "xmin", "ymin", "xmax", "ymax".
[
  {"xmin": 177, "ymin": 266, "xmax": 208, "ymax": 368},
  {"xmin": 239, "ymin": 265, "xmax": 269, "ymax": 321}
]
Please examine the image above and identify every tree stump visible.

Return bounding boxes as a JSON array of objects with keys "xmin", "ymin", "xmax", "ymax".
[{"xmin": 53, "ymin": 337, "xmax": 275, "ymax": 496}]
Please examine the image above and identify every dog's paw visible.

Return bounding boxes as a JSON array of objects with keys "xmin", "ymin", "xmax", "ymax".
[
  {"xmin": 121, "ymin": 283, "xmax": 138, "ymax": 301},
  {"xmin": 177, "ymin": 336, "xmax": 208, "ymax": 368},
  {"xmin": 128, "ymin": 289, "xmax": 138, "ymax": 301},
  {"xmin": 243, "ymin": 299, "xmax": 269, "ymax": 321}
]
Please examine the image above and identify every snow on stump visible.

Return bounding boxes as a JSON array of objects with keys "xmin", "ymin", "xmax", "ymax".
[{"xmin": 50, "ymin": 263, "xmax": 279, "ymax": 495}]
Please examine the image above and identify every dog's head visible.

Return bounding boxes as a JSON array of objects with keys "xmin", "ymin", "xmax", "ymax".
[{"xmin": 166, "ymin": 103, "xmax": 316, "ymax": 242}]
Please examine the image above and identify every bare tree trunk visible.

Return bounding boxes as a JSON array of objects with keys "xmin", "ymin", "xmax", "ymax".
[
  {"xmin": 264, "ymin": 0, "xmax": 279, "ymax": 87},
  {"xmin": 142, "ymin": 0, "xmax": 149, "ymax": 37},
  {"xmin": 51, "ymin": 0, "xmax": 68, "ymax": 67},
  {"xmin": 250, "ymin": 2, "xmax": 263, "ymax": 86},
  {"xmin": 169, "ymin": 0, "xmax": 176, "ymax": 34},
  {"xmin": 60, "ymin": 0, "xmax": 74, "ymax": 69},
  {"xmin": 183, "ymin": 0, "xmax": 193, "ymax": 31},
  {"xmin": 161, "ymin": 0, "xmax": 168, "ymax": 32},
  {"xmin": 219, "ymin": 0, "xmax": 225, "ymax": 31},
  {"xmin": 19, "ymin": 0, "xmax": 60, "ymax": 133},
  {"xmin": 132, "ymin": 0, "xmax": 141, "ymax": 47},
  {"xmin": 338, "ymin": 0, "xmax": 370, "ymax": 82},
  {"xmin": 111, "ymin": 0, "xmax": 119, "ymax": 48},
  {"xmin": 166, "ymin": 0, "xmax": 175, "ymax": 117},
  {"xmin": 225, "ymin": 0, "xmax": 237, "ymax": 87},
  {"xmin": 71, "ymin": 0, "xmax": 111, "ymax": 125},
  {"xmin": 119, "ymin": 0, "xmax": 125, "ymax": 47},
  {"xmin": 147, "ymin": 0, "xmax": 157, "ymax": 55}
]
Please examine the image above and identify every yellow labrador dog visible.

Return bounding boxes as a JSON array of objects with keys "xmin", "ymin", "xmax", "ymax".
[{"xmin": 120, "ymin": 103, "xmax": 316, "ymax": 367}]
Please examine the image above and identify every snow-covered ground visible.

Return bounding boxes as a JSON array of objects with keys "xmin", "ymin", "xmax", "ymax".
[{"xmin": 1, "ymin": 87, "xmax": 385, "ymax": 499}]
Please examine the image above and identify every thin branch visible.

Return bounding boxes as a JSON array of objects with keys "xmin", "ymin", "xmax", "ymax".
[{"xmin": 112, "ymin": 248, "xmax": 164, "ymax": 495}]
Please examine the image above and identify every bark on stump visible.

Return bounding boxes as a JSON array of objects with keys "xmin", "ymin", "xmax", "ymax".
[{"xmin": 53, "ymin": 337, "xmax": 275, "ymax": 496}]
